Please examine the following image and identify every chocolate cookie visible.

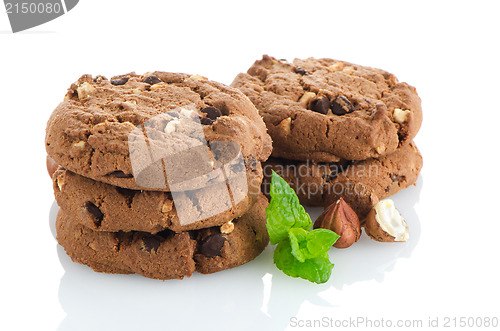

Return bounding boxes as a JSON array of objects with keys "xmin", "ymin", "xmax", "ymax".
[
  {"xmin": 46, "ymin": 72, "xmax": 272, "ymax": 191},
  {"xmin": 56, "ymin": 194, "xmax": 269, "ymax": 280},
  {"xmin": 53, "ymin": 163, "xmax": 263, "ymax": 233},
  {"xmin": 232, "ymin": 55, "xmax": 422, "ymax": 162},
  {"xmin": 262, "ymin": 142, "xmax": 422, "ymax": 218}
]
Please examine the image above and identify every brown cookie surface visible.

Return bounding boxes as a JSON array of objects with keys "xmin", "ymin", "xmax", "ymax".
[
  {"xmin": 262, "ymin": 142, "xmax": 422, "ymax": 218},
  {"xmin": 46, "ymin": 72, "xmax": 272, "ymax": 191},
  {"xmin": 53, "ymin": 158, "xmax": 263, "ymax": 233},
  {"xmin": 232, "ymin": 55, "xmax": 422, "ymax": 162},
  {"xmin": 56, "ymin": 194, "xmax": 270, "ymax": 280}
]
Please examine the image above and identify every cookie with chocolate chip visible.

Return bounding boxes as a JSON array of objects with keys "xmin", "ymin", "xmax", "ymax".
[
  {"xmin": 232, "ymin": 55, "xmax": 422, "ymax": 162},
  {"xmin": 56, "ymin": 194, "xmax": 269, "ymax": 280},
  {"xmin": 53, "ymin": 162, "xmax": 263, "ymax": 233},
  {"xmin": 46, "ymin": 72, "xmax": 272, "ymax": 191},
  {"xmin": 262, "ymin": 142, "xmax": 422, "ymax": 218}
]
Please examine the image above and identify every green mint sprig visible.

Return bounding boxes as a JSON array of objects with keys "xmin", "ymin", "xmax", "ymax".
[{"xmin": 265, "ymin": 171, "xmax": 339, "ymax": 284}]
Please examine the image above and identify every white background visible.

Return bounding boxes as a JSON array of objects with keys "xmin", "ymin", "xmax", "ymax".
[{"xmin": 1, "ymin": 1, "xmax": 500, "ymax": 330}]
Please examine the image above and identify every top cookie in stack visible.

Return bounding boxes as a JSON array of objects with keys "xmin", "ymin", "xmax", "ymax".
[
  {"xmin": 46, "ymin": 72, "xmax": 273, "ymax": 280},
  {"xmin": 232, "ymin": 55, "xmax": 423, "ymax": 215},
  {"xmin": 46, "ymin": 72, "xmax": 272, "ymax": 191}
]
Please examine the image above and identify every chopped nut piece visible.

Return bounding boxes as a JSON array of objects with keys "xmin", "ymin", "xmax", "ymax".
[
  {"xmin": 329, "ymin": 62, "xmax": 345, "ymax": 71},
  {"xmin": 221, "ymin": 220, "xmax": 235, "ymax": 234},
  {"xmin": 150, "ymin": 83, "xmax": 167, "ymax": 90},
  {"xmin": 77, "ymin": 82, "xmax": 95, "ymax": 99},
  {"xmin": 277, "ymin": 117, "xmax": 292, "ymax": 135},
  {"xmin": 161, "ymin": 199, "xmax": 173, "ymax": 213},
  {"xmin": 73, "ymin": 141, "xmax": 86, "ymax": 149},
  {"xmin": 299, "ymin": 92, "xmax": 316, "ymax": 107},
  {"xmin": 164, "ymin": 118, "xmax": 180, "ymax": 134},
  {"xmin": 376, "ymin": 144, "xmax": 386, "ymax": 154},
  {"xmin": 57, "ymin": 175, "xmax": 64, "ymax": 191},
  {"xmin": 188, "ymin": 74, "xmax": 207, "ymax": 81},
  {"xmin": 343, "ymin": 66, "xmax": 355, "ymax": 74},
  {"xmin": 393, "ymin": 108, "xmax": 411, "ymax": 123}
]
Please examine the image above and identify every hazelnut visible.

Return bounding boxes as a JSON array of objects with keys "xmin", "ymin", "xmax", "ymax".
[
  {"xmin": 46, "ymin": 155, "xmax": 58, "ymax": 178},
  {"xmin": 364, "ymin": 199, "xmax": 409, "ymax": 242},
  {"xmin": 313, "ymin": 198, "xmax": 361, "ymax": 248}
]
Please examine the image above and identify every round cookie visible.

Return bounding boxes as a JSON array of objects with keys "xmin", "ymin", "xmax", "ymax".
[
  {"xmin": 56, "ymin": 194, "xmax": 270, "ymax": 280},
  {"xmin": 262, "ymin": 142, "xmax": 422, "ymax": 218},
  {"xmin": 232, "ymin": 55, "xmax": 422, "ymax": 162},
  {"xmin": 53, "ymin": 161, "xmax": 263, "ymax": 233},
  {"xmin": 46, "ymin": 72, "xmax": 272, "ymax": 191}
]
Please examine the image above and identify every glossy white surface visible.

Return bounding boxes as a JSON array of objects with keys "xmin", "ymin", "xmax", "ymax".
[
  {"xmin": 1, "ymin": 1, "xmax": 499, "ymax": 330},
  {"xmin": 47, "ymin": 176, "xmax": 421, "ymax": 330}
]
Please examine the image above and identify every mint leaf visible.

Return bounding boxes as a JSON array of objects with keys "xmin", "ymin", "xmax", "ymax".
[
  {"xmin": 265, "ymin": 170, "xmax": 312, "ymax": 244},
  {"xmin": 305, "ymin": 228, "xmax": 340, "ymax": 257},
  {"xmin": 265, "ymin": 171, "xmax": 339, "ymax": 284},
  {"xmin": 288, "ymin": 228, "xmax": 308, "ymax": 262},
  {"xmin": 289, "ymin": 228, "xmax": 340, "ymax": 262},
  {"xmin": 273, "ymin": 239, "xmax": 334, "ymax": 284}
]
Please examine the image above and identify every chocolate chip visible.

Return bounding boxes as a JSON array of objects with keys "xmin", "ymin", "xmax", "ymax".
[
  {"xmin": 107, "ymin": 170, "xmax": 133, "ymax": 178},
  {"xmin": 111, "ymin": 78, "xmax": 129, "ymax": 86},
  {"xmin": 115, "ymin": 186, "xmax": 136, "ymax": 198},
  {"xmin": 327, "ymin": 164, "xmax": 341, "ymax": 182},
  {"xmin": 294, "ymin": 67, "xmax": 307, "ymax": 75},
  {"xmin": 156, "ymin": 229, "xmax": 174, "ymax": 240},
  {"xmin": 200, "ymin": 117, "xmax": 214, "ymax": 125},
  {"xmin": 245, "ymin": 156, "xmax": 258, "ymax": 172},
  {"xmin": 199, "ymin": 234, "xmax": 227, "ymax": 257},
  {"xmin": 390, "ymin": 174, "xmax": 405, "ymax": 182},
  {"xmin": 115, "ymin": 187, "xmax": 136, "ymax": 207},
  {"xmin": 201, "ymin": 106, "xmax": 222, "ymax": 121},
  {"xmin": 331, "ymin": 95, "xmax": 354, "ymax": 115},
  {"xmin": 309, "ymin": 97, "xmax": 330, "ymax": 115},
  {"xmin": 84, "ymin": 202, "xmax": 104, "ymax": 227},
  {"xmin": 143, "ymin": 75, "xmax": 162, "ymax": 85},
  {"xmin": 142, "ymin": 235, "xmax": 161, "ymax": 253}
]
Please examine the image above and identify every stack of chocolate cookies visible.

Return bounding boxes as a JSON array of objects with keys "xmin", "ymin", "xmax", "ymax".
[
  {"xmin": 232, "ymin": 55, "xmax": 423, "ymax": 218},
  {"xmin": 46, "ymin": 72, "xmax": 273, "ymax": 280}
]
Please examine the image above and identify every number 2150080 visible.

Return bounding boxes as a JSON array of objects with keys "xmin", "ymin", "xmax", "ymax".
[
  {"xmin": 5, "ymin": 2, "xmax": 62, "ymax": 14},
  {"xmin": 443, "ymin": 316, "xmax": 498, "ymax": 328}
]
